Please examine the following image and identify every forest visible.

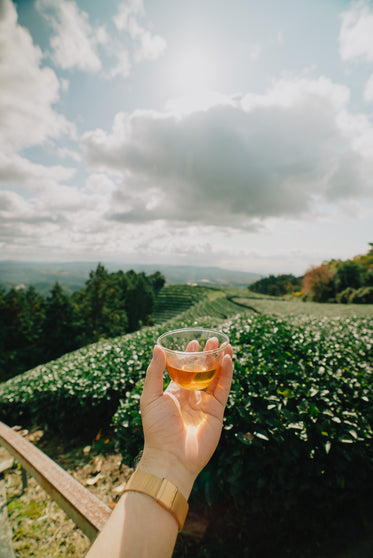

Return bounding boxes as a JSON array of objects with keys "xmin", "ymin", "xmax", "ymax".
[
  {"xmin": 0, "ymin": 264, "xmax": 165, "ymax": 382},
  {"xmin": 249, "ymin": 243, "xmax": 373, "ymax": 302}
]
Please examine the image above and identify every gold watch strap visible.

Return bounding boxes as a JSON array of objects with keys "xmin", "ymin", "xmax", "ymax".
[{"xmin": 123, "ymin": 471, "xmax": 189, "ymax": 531}]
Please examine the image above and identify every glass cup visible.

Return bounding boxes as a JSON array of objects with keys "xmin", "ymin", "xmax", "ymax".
[{"xmin": 157, "ymin": 327, "xmax": 229, "ymax": 390}]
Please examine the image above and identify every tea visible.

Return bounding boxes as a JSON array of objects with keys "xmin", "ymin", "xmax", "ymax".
[{"xmin": 166, "ymin": 360, "xmax": 218, "ymax": 390}]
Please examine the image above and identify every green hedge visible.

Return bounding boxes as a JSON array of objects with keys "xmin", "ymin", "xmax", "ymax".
[
  {"xmin": 0, "ymin": 314, "xmax": 220, "ymax": 433},
  {"xmin": 113, "ymin": 314, "xmax": 373, "ymax": 557},
  {"xmin": 0, "ymin": 312, "xmax": 372, "ymax": 556}
]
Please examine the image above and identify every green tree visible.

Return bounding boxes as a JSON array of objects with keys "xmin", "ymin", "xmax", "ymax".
[
  {"xmin": 76, "ymin": 263, "xmax": 110, "ymax": 341},
  {"xmin": 0, "ymin": 286, "xmax": 45, "ymax": 380},
  {"xmin": 124, "ymin": 271, "xmax": 155, "ymax": 332},
  {"xmin": 147, "ymin": 271, "xmax": 166, "ymax": 293},
  {"xmin": 42, "ymin": 282, "xmax": 83, "ymax": 362},
  {"xmin": 334, "ymin": 260, "xmax": 363, "ymax": 293},
  {"xmin": 75, "ymin": 264, "xmax": 129, "ymax": 343},
  {"xmin": 249, "ymin": 274, "xmax": 302, "ymax": 296}
]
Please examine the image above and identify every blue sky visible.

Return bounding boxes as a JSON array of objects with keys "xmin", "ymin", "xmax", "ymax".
[{"xmin": 1, "ymin": 0, "xmax": 373, "ymax": 275}]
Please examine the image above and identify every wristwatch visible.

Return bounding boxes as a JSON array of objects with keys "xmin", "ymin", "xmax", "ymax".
[{"xmin": 123, "ymin": 471, "xmax": 189, "ymax": 531}]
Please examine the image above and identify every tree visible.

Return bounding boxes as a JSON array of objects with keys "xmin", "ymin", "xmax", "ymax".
[
  {"xmin": 249, "ymin": 274, "xmax": 302, "ymax": 296},
  {"xmin": 124, "ymin": 271, "xmax": 155, "ymax": 332},
  {"xmin": 0, "ymin": 265, "xmax": 163, "ymax": 380},
  {"xmin": 148, "ymin": 271, "xmax": 166, "ymax": 293},
  {"xmin": 74, "ymin": 264, "xmax": 129, "ymax": 343},
  {"xmin": 302, "ymin": 265, "xmax": 335, "ymax": 302},
  {"xmin": 334, "ymin": 260, "xmax": 363, "ymax": 293},
  {"xmin": 42, "ymin": 282, "xmax": 82, "ymax": 362},
  {"xmin": 0, "ymin": 286, "xmax": 45, "ymax": 380}
]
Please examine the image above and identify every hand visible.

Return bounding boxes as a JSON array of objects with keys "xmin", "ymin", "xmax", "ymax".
[{"xmin": 138, "ymin": 341, "xmax": 233, "ymax": 499}]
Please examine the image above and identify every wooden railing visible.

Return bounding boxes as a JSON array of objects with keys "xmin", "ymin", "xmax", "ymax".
[{"xmin": 0, "ymin": 421, "xmax": 112, "ymax": 542}]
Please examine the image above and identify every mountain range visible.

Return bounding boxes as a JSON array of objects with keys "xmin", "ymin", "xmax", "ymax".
[{"xmin": 0, "ymin": 261, "xmax": 261, "ymax": 294}]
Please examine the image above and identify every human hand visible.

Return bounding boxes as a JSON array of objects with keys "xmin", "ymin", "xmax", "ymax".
[{"xmin": 138, "ymin": 340, "xmax": 233, "ymax": 499}]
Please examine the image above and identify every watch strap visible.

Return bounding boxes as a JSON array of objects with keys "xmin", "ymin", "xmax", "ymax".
[{"xmin": 123, "ymin": 471, "xmax": 189, "ymax": 531}]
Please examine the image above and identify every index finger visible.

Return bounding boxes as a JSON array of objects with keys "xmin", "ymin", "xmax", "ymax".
[
  {"xmin": 140, "ymin": 345, "xmax": 166, "ymax": 408},
  {"xmin": 206, "ymin": 344, "xmax": 233, "ymax": 406}
]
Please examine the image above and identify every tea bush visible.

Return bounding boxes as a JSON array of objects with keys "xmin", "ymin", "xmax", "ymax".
[
  {"xmin": 114, "ymin": 314, "xmax": 373, "ymax": 557},
  {"xmin": 0, "ymin": 302, "xmax": 372, "ymax": 557},
  {"xmin": 0, "ymin": 308, "xmax": 226, "ymax": 433}
]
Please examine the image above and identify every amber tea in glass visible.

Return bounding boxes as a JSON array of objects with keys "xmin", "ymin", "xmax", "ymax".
[{"xmin": 157, "ymin": 328, "xmax": 229, "ymax": 390}]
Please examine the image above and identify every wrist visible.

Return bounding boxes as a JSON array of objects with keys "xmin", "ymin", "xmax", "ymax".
[{"xmin": 137, "ymin": 448, "xmax": 196, "ymax": 500}]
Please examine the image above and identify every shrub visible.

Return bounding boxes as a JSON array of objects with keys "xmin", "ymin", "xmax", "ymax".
[
  {"xmin": 336, "ymin": 286, "xmax": 355, "ymax": 303},
  {"xmin": 1, "ymin": 310, "xmax": 372, "ymax": 557},
  {"xmin": 112, "ymin": 314, "xmax": 373, "ymax": 557},
  {"xmin": 349, "ymin": 286, "xmax": 373, "ymax": 304}
]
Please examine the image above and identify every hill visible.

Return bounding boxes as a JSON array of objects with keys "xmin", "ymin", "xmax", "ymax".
[
  {"xmin": 1, "ymin": 288, "xmax": 372, "ymax": 557},
  {"xmin": 0, "ymin": 260, "xmax": 261, "ymax": 294}
]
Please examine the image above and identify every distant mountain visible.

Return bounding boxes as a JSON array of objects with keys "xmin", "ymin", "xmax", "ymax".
[{"xmin": 0, "ymin": 260, "xmax": 261, "ymax": 294}]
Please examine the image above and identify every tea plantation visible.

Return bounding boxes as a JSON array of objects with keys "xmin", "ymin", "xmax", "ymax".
[{"xmin": 0, "ymin": 288, "xmax": 372, "ymax": 557}]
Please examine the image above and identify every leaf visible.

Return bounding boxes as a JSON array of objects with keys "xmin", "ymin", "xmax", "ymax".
[{"xmin": 86, "ymin": 473, "xmax": 103, "ymax": 486}]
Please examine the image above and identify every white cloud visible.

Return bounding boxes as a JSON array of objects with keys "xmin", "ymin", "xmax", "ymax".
[
  {"xmin": 113, "ymin": 0, "xmax": 144, "ymax": 30},
  {"xmin": 33, "ymin": 0, "xmax": 165, "ymax": 79},
  {"xmin": 0, "ymin": 172, "xmax": 113, "ymax": 259},
  {"xmin": 0, "ymin": 0, "xmax": 75, "ymax": 153},
  {"xmin": 85, "ymin": 173, "xmax": 117, "ymax": 194},
  {"xmin": 107, "ymin": 50, "xmax": 131, "ymax": 79},
  {"xmin": 364, "ymin": 72, "xmax": 373, "ymax": 101},
  {"xmin": 81, "ymin": 77, "xmax": 373, "ymax": 229},
  {"xmin": 113, "ymin": 0, "xmax": 166, "ymax": 62},
  {"xmin": 56, "ymin": 147, "xmax": 82, "ymax": 163},
  {"xmin": 0, "ymin": 152, "xmax": 76, "ymax": 190},
  {"xmin": 339, "ymin": 0, "xmax": 373, "ymax": 105},
  {"xmin": 339, "ymin": 0, "xmax": 373, "ymax": 61},
  {"xmin": 35, "ymin": 0, "xmax": 102, "ymax": 72}
]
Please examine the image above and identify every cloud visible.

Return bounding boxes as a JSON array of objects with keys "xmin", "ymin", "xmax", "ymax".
[
  {"xmin": 107, "ymin": 50, "xmax": 131, "ymax": 79},
  {"xmin": 113, "ymin": 0, "xmax": 166, "ymax": 62},
  {"xmin": 0, "ymin": 0, "xmax": 75, "ymax": 153},
  {"xmin": 56, "ymin": 147, "xmax": 82, "ymax": 163},
  {"xmin": 34, "ymin": 0, "xmax": 165, "ymax": 79},
  {"xmin": 0, "ymin": 152, "xmax": 76, "ymax": 190},
  {"xmin": 339, "ymin": 0, "xmax": 373, "ymax": 104},
  {"xmin": 81, "ymin": 77, "xmax": 372, "ymax": 229},
  {"xmin": 339, "ymin": 0, "xmax": 373, "ymax": 61},
  {"xmin": 0, "ymin": 174, "xmax": 114, "ymax": 258},
  {"xmin": 35, "ymin": 0, "xmax": 102, "ymax": 72},
  {"xmin": 364, "ymin": 72, "xmax": 373, "ymax": 101}
]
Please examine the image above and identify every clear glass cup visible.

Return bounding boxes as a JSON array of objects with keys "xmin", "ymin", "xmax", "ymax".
[{"xmin": 157, "ymin": 327, "xmax": 229, "ymax": 390}]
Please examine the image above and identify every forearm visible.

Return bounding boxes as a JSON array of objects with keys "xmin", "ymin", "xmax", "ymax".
[
  {"xmin": 85, "ymin": 451, "xmax": 196, "ymax": 558},
  {"xmin": 86, "ymin": 489, "xmax": 179, "ymax": 558}
]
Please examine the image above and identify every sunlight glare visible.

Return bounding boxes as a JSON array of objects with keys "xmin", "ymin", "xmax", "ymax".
[
  {"xmin": 173, "ymin": 46, "xmax": 215, "ymax": 93},
  {"xmin": 165, "ymin": 45, "xmax": 223, "ymax": 115},
  {"xmin": 184, "ymin": 416, "xmax": 207, "ymax": 461}
]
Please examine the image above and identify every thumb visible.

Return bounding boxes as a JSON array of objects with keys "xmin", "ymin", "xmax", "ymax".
[{"xmin": 141, "ymin": 345, "xmax": 166, "ymax": 407}]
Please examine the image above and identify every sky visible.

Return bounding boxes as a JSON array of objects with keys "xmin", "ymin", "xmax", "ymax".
[{"xmin": 1, "ymin": 0, "xmax": 373, "ymax": 276}]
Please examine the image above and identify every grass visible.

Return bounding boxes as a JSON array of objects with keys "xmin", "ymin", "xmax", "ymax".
[
  {"xmin": 2, "ymin": 432, "xmax": 132, "ymax": 558},
  {"xmin": 5, "ymin": 466, "xmax": 90, "ymax": 557}
]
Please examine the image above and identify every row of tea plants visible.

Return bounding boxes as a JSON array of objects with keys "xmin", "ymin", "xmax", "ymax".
[
  {"xmin": 0, "ymin": 308, "xmax": 372, "ymax": 557},
  {"xmin": 113, "ymin": 313, "xmax": 373, "ymax": 557}
]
